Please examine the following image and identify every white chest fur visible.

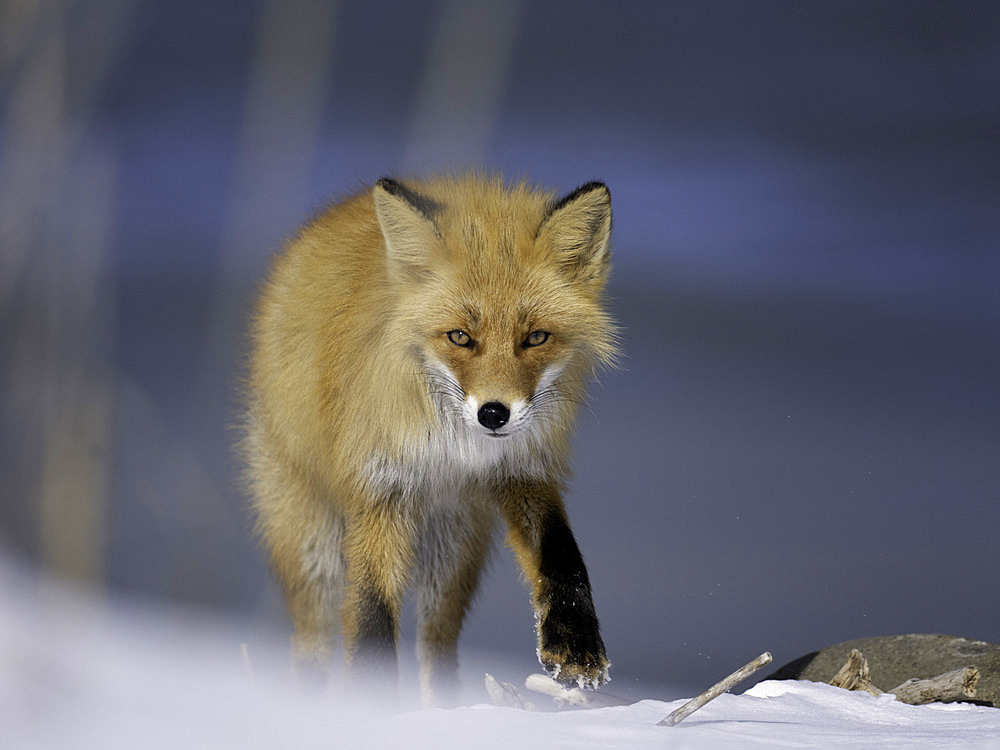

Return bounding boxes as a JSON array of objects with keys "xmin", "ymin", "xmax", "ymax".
[{"xmin": 363, "ymin": 417, "xmax": 552, "ymax": 502}]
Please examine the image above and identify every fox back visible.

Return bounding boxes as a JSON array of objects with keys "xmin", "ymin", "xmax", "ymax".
[{"xmin": 246, "ymin": 174, "xmax": 617, "ymax": 702}]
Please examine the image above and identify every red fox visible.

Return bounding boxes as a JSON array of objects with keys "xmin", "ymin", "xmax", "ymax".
[{"xmin": 245, "ymin": 174, "xmax": 618, "ymax": 703}]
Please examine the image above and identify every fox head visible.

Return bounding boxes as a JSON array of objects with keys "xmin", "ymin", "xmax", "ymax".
[{"xmin": 373, "ymin": 176, "xmax": 618, "ymax": 447}]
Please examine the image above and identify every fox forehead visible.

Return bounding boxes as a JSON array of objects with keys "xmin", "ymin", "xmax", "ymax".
[
  {"xmin": 433, "ymin": 182, "xmax": 552, "ymax": 248},
  {"xmin": 428, "ymin": 189, "xmax": 558, "ymax": 277}
]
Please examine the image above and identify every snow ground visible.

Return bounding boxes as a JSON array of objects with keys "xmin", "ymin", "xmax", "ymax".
[{"xmin": 3, "ymin": 558, "xmax": 998, "ymax": 750}]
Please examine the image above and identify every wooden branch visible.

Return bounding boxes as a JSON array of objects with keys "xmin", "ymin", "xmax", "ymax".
[
  {"xmin": 523, "ymin": 674, "xmax": 629, "ymax": 708},
  {"xmin": 890, "ymin": 666, "xmax": 980, "ymax": 705},
  {"xmin": 825, "ymin": 649, "xmax": 980, "ymax": 705},
  {"xmin": 658, "ymin": 651, "xmax": 773, "ymax": 727},
  {"xmin": 828, "ymin": 649, "xmax": 880, "ymax": 696}
]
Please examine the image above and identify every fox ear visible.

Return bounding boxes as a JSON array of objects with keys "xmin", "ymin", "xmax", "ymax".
[
  {"xmin": 536, "ymin": 181, "xmax": 612, "ymax": 284},
  {"xmin": 373, "ymin": 178, "xmax": 443, "ymax": 282}
]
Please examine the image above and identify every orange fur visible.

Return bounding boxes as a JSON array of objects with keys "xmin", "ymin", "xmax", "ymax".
[{"xmin": 245, "ymin": 174, "xmax": 617, "ymax": 703}]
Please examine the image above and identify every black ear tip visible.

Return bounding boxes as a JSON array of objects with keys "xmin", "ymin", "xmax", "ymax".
[
  {"xmin": 372, "ymin": 178, "xmax": 443, "ymax": 222},
  {"xmin": 578, "ymin": 181, "xmax": 608, "ymax": 195},
  {"xmin": 550, "ymin": 181, "xmax": 610, "ymax": 214},
  {"xmin": 374, "ymin": 177, "xmax": 402, "ymax": 195}
]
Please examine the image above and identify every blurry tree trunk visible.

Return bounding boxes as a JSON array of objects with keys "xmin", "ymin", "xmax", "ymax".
[
  {"xmin": 37, "ymin": 146, "xmax": 117, "ymax": 586},
  {"xmin": 0, "ymin": 0, "xmax": 133, "ymax": 584},
  {"xmin": 403, "ymin": 0, "xmax": 522, "ymax": 171},
  {"xmin": 196, "ymin": 0, "xmax": 336, "ymax": 400}
]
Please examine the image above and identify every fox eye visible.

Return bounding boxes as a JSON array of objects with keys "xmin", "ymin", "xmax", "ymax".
[
  {"xmin": 447, "ymin": 330, "xmax": 473, "ymax": 347},
  {"xmin": 523, "ymin": 330, "xmax": 550, "ymax": 347}
]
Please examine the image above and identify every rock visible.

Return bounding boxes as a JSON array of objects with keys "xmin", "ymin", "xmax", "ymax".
[{"xmin": 766, "ymin": 634, "xmax": 1000, "ymax": 707}]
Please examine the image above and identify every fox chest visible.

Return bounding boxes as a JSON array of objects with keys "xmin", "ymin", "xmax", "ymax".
[{"xmin": 362, "ymin": 425, "xmax": 550, "ymax": 501}]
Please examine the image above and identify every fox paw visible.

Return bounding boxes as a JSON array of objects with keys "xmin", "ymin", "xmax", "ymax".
[{"xmin": 538, "ymin": 647, "xmax": 611, "ymax": 690}]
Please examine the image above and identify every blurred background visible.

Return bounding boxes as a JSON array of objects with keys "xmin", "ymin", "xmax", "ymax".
[{"xmin": 1, "ymin": 0, "xmax": 998, "ymax": 699}]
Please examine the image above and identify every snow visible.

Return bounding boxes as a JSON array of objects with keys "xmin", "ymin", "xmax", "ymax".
[
  {"xmin": 3, "ymin": 558, "xmax": 998, "ymax": 749},
  {"xmin": 398, "ymin": 688, "xmax": 1000, "ymax": 749}
]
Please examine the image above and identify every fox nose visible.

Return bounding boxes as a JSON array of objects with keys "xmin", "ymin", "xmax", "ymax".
[{"xmin": 477, "ymin": 402, "xmax": 510, "ymax": 431}]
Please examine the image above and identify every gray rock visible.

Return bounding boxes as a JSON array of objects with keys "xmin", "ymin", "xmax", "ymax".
[{"xmin": 766, "ymin": 634, "xmax": 1000, "ymax": 707}]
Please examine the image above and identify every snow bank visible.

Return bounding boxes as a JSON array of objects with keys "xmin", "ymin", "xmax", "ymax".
[
  {"xmin": 395, "ymin": 682, "xmax": 1000, "ymax": 749},
  {"xmin": 3, "ymin": 557, "xmax": 998, "ymax": 749}
]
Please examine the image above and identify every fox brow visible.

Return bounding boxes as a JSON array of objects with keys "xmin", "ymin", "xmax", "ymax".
[
  {"xmin": 447, "ymin": 302, "xmax": 543, "ymax": 334},
  {"xmin": 452, "ymin": 303, "xmax": 480, "ymax": 329}
]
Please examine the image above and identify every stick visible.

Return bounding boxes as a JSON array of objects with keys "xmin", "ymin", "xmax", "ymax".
[
  {"xmin": 890, "ymin": 666, "xmax": 979, "ymax": 705},
  {"xmin": 524, "ymin": 673, "xmax": 629, "ymax": 708},
  {"xmin": 658, "ymin": 651, "xmax": 772, "ymax": 727}
]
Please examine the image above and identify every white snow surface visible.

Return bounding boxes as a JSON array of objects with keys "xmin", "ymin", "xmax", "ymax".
[{"xmin": 3, "ymin": 558, "xmax": 999, "ymax": 749}]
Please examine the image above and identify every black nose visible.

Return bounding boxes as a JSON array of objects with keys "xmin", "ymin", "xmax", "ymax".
[{"xmin": 477, "ymin": 402, "xmax": 510, "ymax": 430}]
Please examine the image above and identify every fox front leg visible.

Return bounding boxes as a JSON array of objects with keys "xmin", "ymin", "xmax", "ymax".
[
  {"xmin": 340, "ymin": 501, "xmax": 416, "ymax": 689},
  {"xmin": 499, "ymin": 481, "xmax": 609, "ymax": 689}
]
